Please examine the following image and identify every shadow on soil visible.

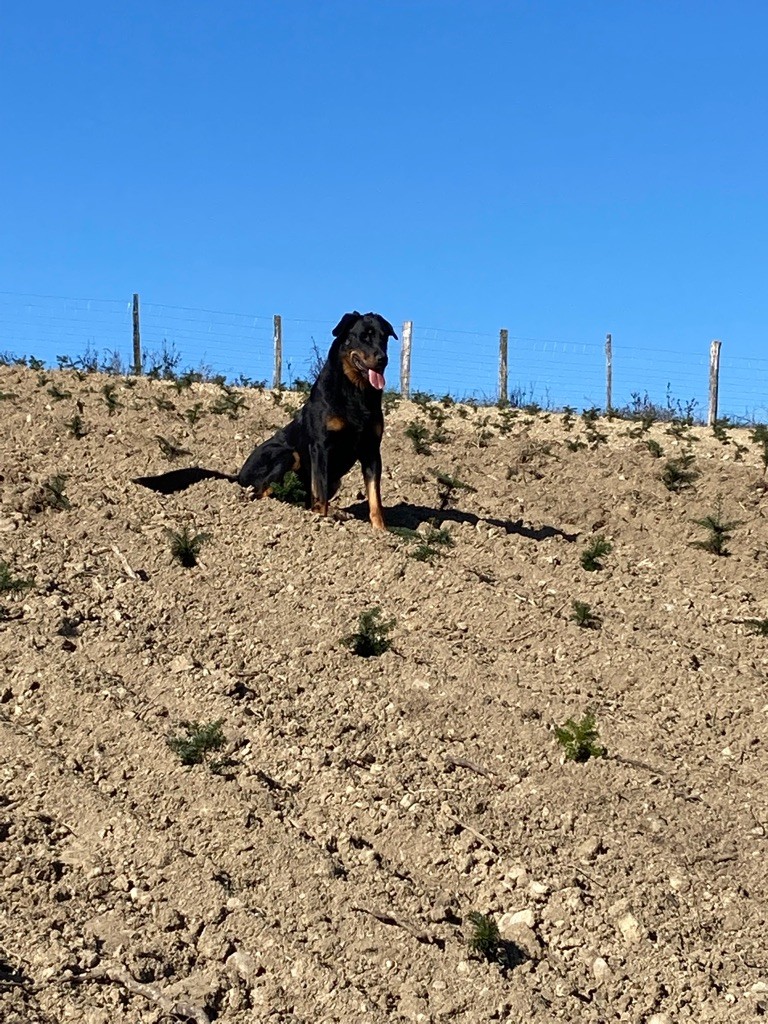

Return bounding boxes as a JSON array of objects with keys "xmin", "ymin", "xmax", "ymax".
[
  {"xmin": 133, "ymin": 466, "xmax": 238, "ymax": 493},
  {"xmin": 131, "ymin": 470, "xmax": 578, "ymax": 544},
  {"xmin": 347, "ymin": 500, "xmax": 579, "ymax": 543}
]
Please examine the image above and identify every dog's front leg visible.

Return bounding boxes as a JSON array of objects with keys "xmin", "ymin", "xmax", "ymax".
[
  {"xmin": 360, "ymin": 443, "xmax": 386, "ymax": 531},
  {"xmin": 310, "ymin": 441, "xmax": 329, "ymax": 516}
]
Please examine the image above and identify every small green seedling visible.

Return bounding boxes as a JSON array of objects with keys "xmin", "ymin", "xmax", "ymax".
[
  {"xmin": 185, "ymin": 402, "xmax": 206, "ymax": 425},
  {"xmin": 47, "ymin": 383, "xmax": 72, "ymax": 402},
  {"xmin": 571, "ymin": 600, "xmax": 601, "ymax": 629},
  {"xmin": 102, "ymin": 383, "xmax": 121, "ymax": 415},
  {"xmin": 692, "ymin": 501, "xmax": 740, "ymax": 556},
  {"xmin": 42, "ymin": 474, "xmax": 71, "ymax": 510},
  {"xmin": 167, "ymin": 719, "xmax": 226, "ymax": 767},
  {"xmin": 390, "ymin": 523, "xmax": 454, "ymax": 563},
  {"xmin": 433, "ymin": 470, "xmax": 476, "ymax": 510},
  {"xmin": 166, "ymin": 525, "xmax": 210, "ymax": 567},
  {"xmin": 156, "ymin": 435, "xmax": 192, "ymax": 461},
  {"xmin": 661, "ymin": 452, "xmax": 698, "ymax": 492},
  {"xmin": 65, "ymin": 413, "xmax": 87, "ymax": 438},
  {"xmin": 466, "ymin": 912, "xmax": 501, "ymax": 962},
  {"xmin": 555, "ymin": 711, "xmax": 606, "ymax": 763},
  {"xmin": 343, "ymin": 607, "xmax": 395, "ymax": 658},
  {"xmin": 0, "ymin": 561, "xmax": 34, "ymax": 595},
  {"xmin": 744, "ymin": 618, "xmax": 768, "ymax": 637},
  {"xmin": 405, "ymin": 421, "xmax": 432, "ymax": 455},
  {"xmin": 269, "ymin": 470, "xmax": 307, "ymax": 505},
  {"xmin": 581, "ymin": 535, "xmax": 612, "ymax": 572},
  {"xmin": 644, "ymin": 438, "xmax": 663, "ymax": 458},
  {"xmin": 211, "ymin": 388, "xmax": 246, "ymax": 419},
  {"xmin": 750, "ymin": 425, "xmax": 768, "ymax": 474}
]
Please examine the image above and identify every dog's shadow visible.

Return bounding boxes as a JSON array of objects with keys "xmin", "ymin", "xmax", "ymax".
[
  {"xmin": 133, "ymin": 467, "xmax": 238, "ymax": 494},
  {"xmin": 132, "ymin": 470, "xmax": 577, "ymax": 544},
  {"xmin": 346, "ymin": 500, "xmax": 578, "ymax": 543}
]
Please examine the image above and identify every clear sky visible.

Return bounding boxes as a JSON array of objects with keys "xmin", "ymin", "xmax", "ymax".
[{"xmin": 2, "ymin": 1, "xmax": 767, "ymax": 416}]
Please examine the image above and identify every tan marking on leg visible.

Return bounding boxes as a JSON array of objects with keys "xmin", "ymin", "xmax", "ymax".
[
  {"xmin": 365, "ymin": 474, "xmax": 386, "ymax": 530},
  {"xmin": 291, "ymin": 451, "xmax": 301, "ymax": 470},
  {"xmin": 326, "ymin": 415, "xmax": 346, "ymax": 431}
]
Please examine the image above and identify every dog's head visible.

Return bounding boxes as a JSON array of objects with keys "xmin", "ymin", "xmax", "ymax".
[{"xmin": 332, "ymin": 311, "xmax": 398, "ymax": 391}]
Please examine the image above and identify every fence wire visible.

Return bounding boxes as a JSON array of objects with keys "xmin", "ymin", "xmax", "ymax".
[{"xmin": 0, "ymin": 291, "xmax": 766, "ymax": 422}]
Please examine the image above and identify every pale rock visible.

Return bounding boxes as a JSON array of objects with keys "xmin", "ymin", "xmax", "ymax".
[{"xmin": 617, "ymin": 911, "xmax": 644, "ymax": 944}]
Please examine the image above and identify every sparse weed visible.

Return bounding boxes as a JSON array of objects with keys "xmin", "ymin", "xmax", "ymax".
[
  {"xmin": 0, "ymin": 561, "xmax": 34, "ymax": 595},
  {"xmin": 343, "ymin": 607, "xmax": 395, "ymax": 658},
  {"xmin": 744, "ymin": 618, "xmax": 768, "ymax": 637},
  {"xmin": 42, "ymin": 474, "xmax": 71, "ymax": 510},
  {"xmin": 382, "ymin": 390, "xmax": 401, "ymax": 414},
  {"xmin": 153, "ymin": 394, "xmax": 176, "ymax": 412},
  {"xmin": 466, "ymin": 912, "xmax": 501, "ymax": 962},
  {"xmin": 211, "ymin": 387, "xmax": 246, "ymax": 419},
  {"xmin": 561, "ymin": 406, "xmax": 576, "ymax": 431},
  {"xmin": 47, "ymin": 383, "xmax": 72, "ymax": 402},
  {"xmin": 555, "ymin": 711, "xmax": 606, "ymax": 762},
  {"xmin": 269, "ymin": 471, "xmax": 307, "ymax": 505},
  {"xmin": 184, "ymin": 402, "xmax": 206, "ymax": 426},
  {"xmin": 102, "ymin": 383, "xmax": 121, "ymax": 416},
  {"xmin": 750, "ymin": 425, "xmax": 768, "ymax": 473},
  {"xmin": 571, "ymin": 600, "xmax": 601, "ymax": 629},
  {"xmin": 644, "ymin": 439, "xmax": 663, "ymax": 458},
  {"xmin": 581, "ymin": 535, "xmax": 612, "ymax": 572},
  {"xmin": 433, "ymin": 470, "xmax": 476, "ymax": 510},
  {"xmin": 66, "ymin": 413, "xmax": 87, "ymax": 439},
  {"xmin": 167, "ymin": 719, "xmax": 226, "ymax": 767},
  {"xmin": 691, "ymin": 499, "xmax": 740, "ymax": 557},
  {"xmin": 405, "ymin": 421, "xmax": 432, "ymax": 455},
  {"xmin": 662, "ymin": 452, "xmax": 698, "ymax": 492},
  {"xmin": 156, "ymin": 436, "xmax": 192, "ymax": 461},
  {"xmin": 166, "ymin": 525, "xmax": 210, "ymax": 567}
]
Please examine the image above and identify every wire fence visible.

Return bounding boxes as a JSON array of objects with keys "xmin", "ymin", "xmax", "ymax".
[{"xmin": 1, "ymin": 290, "xmax": 766, "ymax": 423}]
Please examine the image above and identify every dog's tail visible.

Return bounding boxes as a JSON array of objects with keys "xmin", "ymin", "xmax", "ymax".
[{"xmin": 238, "ymin": 430, "xmax": 299, "ymax": 495}]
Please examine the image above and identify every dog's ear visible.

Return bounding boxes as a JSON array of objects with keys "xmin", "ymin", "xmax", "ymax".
[
  {"xmin": 380, "ymin": 317, "xmax": 398, "ymax": 341},
  {"xmin": 332, "ymin": 311, "xmax": 362, "ymax": 338}
]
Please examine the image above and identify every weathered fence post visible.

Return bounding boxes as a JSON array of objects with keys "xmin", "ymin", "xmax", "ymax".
[
  {"xmin": 132, "ymin": 293, "xmax": 142, "ymax": 374},
  {"xmin": 605, "ymin": 333, "xmax": 613, "ymax": 413},
  {"xmin": 498, "ymin": 328, "xmax": 509, "ymax": 404},
  {"xmin": 273, "ymin": 314, "xmax": 283, "ymax": 389},
  {"xmin": 400, "ymin": 320, "xmax": 413, "ymax": 398},
  {"xmin": 708, "ymin": 339, "xmax": 722, "ymax": 426}
]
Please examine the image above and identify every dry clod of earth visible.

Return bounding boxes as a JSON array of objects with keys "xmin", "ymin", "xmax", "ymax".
[{"xmin": 1, "ymin": 364, "xmax": 768, "ymax": 1023}]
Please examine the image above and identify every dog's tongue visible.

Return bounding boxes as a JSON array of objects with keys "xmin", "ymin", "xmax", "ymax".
[{"xmin": 368, "ymin": 368, "xmax": 385, "ymax": 390}]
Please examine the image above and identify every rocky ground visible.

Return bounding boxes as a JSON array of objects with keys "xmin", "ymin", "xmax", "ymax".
[{"xmin": 1, "ymin": 363, "xmax": 767, "ymax": 1023}]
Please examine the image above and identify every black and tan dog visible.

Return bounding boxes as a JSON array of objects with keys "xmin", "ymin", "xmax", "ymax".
[{"xmin": 238, "ymin": 311, "xmax": 397, "ymax": 529}]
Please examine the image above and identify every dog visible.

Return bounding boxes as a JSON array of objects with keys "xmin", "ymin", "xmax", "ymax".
[{"xmin": 238, "ymin": 311, "xmax": 397, "ymax": 529}]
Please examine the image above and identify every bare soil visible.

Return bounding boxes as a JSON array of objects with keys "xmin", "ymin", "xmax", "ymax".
[{"xmin": 1, "ymin": 365, "xmax": 767, "ymax": 1024}]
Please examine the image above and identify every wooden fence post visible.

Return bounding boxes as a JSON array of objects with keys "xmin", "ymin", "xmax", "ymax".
[
  {"xmin": 708, "ymin": 339, "xmax": 722, "ymax": 426},
  {"xmin": 605, "ymin": 333, "xmax": 613, "ymax": 413},
  {"xmin": 273, "ymin": 314, "xmax": 283, "ymax": 389},
  {"xmin": 400, "ymin": 320, "xmax": 413, "ymax": 398},
  {"xmin": 132, "ymin": 293, "xmax": 142, "ymax": 375},
  {"xmin": 498, "ymin": 329, "xmax": 509, "ymax": 404}
]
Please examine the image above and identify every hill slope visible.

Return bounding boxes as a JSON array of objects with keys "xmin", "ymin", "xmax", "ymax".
[{"xmin": 1, "ymin": 366, "xmax": 767, "ymax": 1023}]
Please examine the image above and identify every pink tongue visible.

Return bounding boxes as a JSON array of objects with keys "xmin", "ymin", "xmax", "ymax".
[{"xmin": 368, "ymin": 369, "xmax": 385, "ymax": 390}]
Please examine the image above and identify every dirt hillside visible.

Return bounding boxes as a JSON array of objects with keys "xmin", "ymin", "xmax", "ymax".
[{"xmin": 1, "ymin": 364, "xmax": 767, "ymax": 1024}]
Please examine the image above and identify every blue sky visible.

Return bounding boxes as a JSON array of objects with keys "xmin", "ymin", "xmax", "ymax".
[{"xmin": 2, "ymin": 1, "xmax": 767, "ymax": 416}]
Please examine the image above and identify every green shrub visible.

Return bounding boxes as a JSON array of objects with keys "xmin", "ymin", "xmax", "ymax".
[{"xmin": 343, "ymin": 607, "xmax": 395, "ymax": 658}]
